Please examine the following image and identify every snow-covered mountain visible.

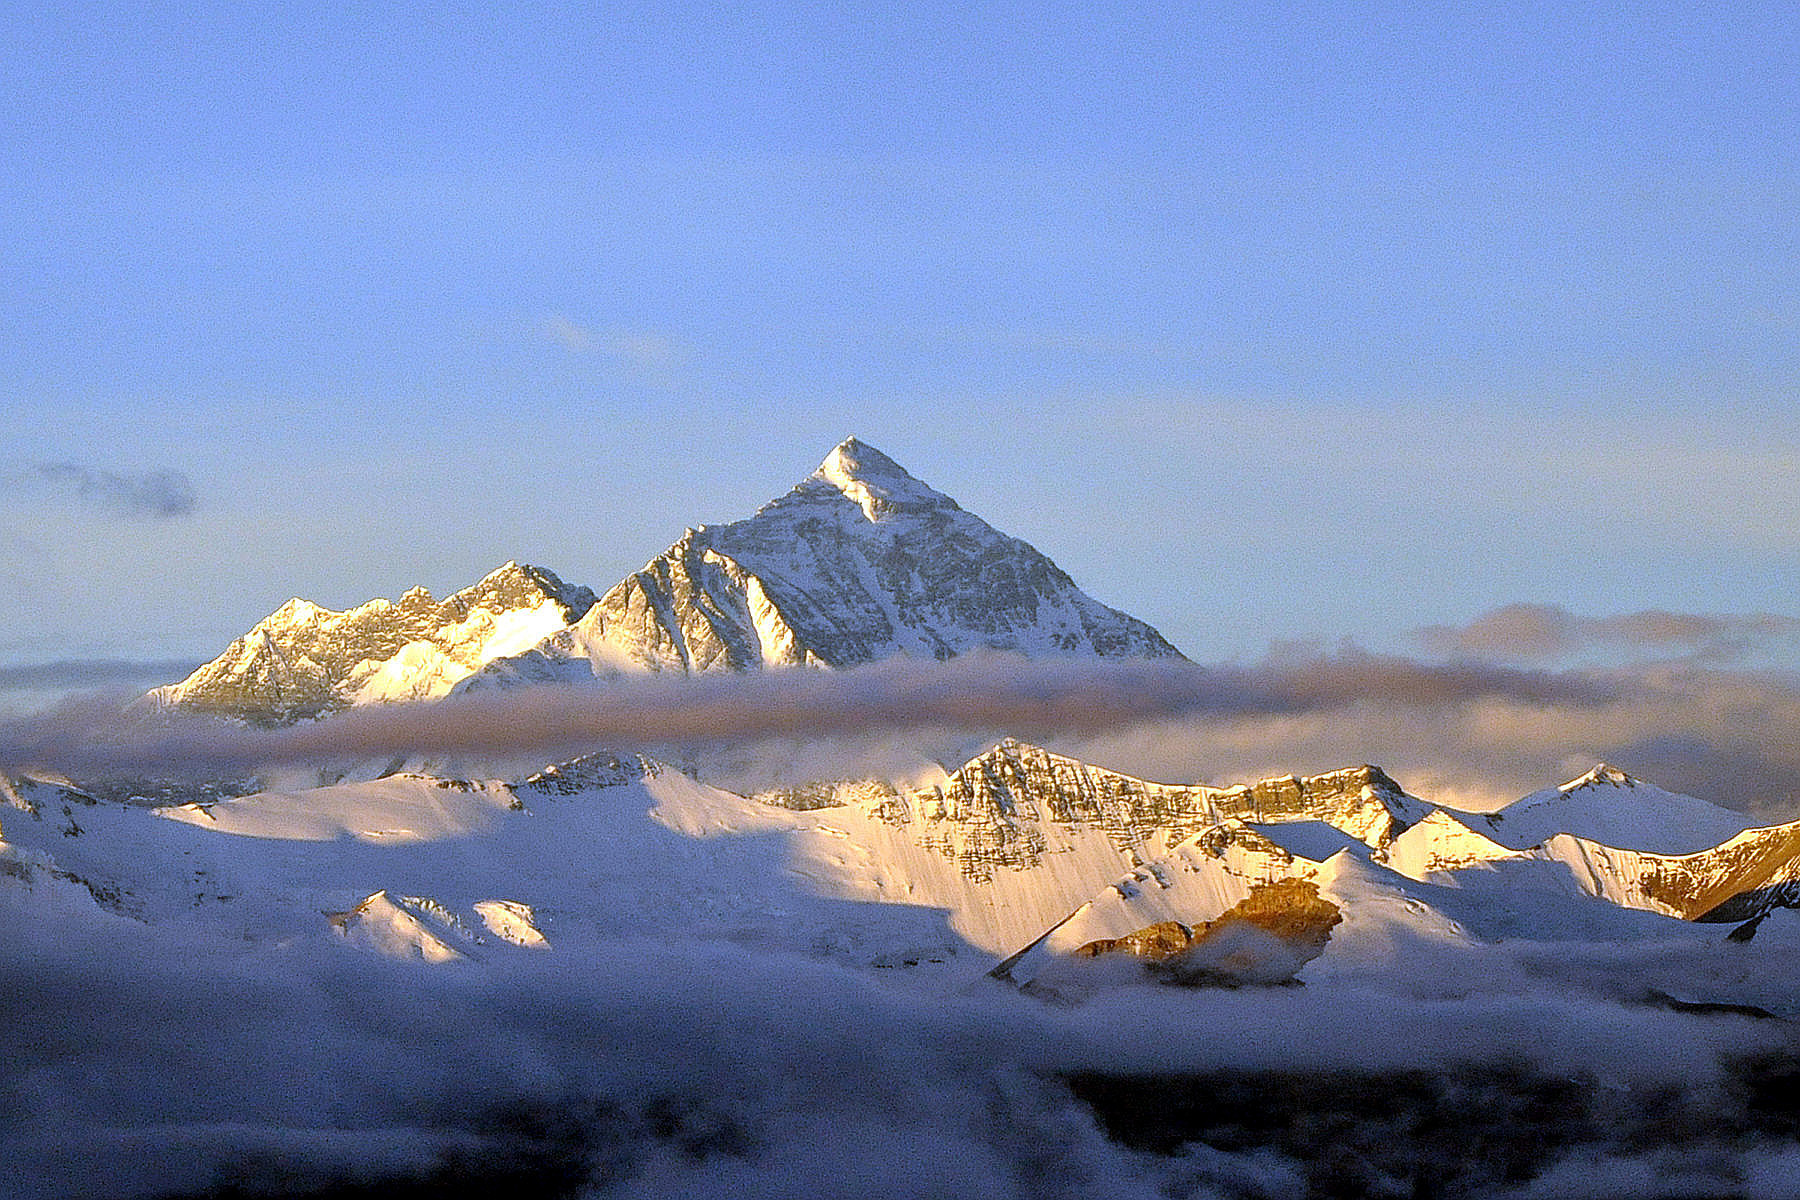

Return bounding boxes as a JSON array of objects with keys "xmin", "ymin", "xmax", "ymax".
[
  {"xmin": 466, "ymin": 438, "xmax": 1183, "ymax": 688},
  {"xmin": 151, "ymin": 439, "xmax": 1183, "ymax": 722},
  {"xmin": 11, "ymin": 741, "xmax": 1789, "ymax": 987},
  {"xmin": 7, "ymin": 743, "xmax": 1418, "ymax": 969},
  {"xmin": 1384, "ymin": 800, "xmax": 1800, "ymax": 922},
  {"xmin": 148, "ymin": 562, "xmax": 597, "ymax": 723},
  {"xmin": 1445, "ymin": 763, "xmax": 1758, "ymax": 856},
  {"xmin": 988, "ymin": 764, "xmax": 1800, "ymax": 994}
]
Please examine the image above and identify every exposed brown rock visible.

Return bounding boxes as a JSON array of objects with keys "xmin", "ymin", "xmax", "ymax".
[
  {"xmin": 1073, "ymin": 920, "xmax": 1194, "ymax": 960},
  {"xmin": 1644, "ymin": 822, "xmax": 1800, "ymax": 920},
  {"xmin": 1204, "ymin": 877, "xmax": 1343, "ymax": 953},
  {"xmin": 1073, "ymin": 879, "xmax": 1343, "ymax": 987}
]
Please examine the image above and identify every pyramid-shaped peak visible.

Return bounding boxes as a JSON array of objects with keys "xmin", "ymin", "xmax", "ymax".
[
  {"xmin": 261, "ymin": 597, "xmax": 330, "ymax": 627},
  {"xmin": 459, "ymin": 561, "xmax": 597, "ymax": 620},
  {"xmin": 1563, "ymin": 763, "xmax": 1638, "ymax": 791},
  {"xmin": 806, "ymin": 437, "xmax": 957, "ymax": 521},
  {"xmin": 817, "ymin": 436, "xmax": 908, "ymax": 479}
]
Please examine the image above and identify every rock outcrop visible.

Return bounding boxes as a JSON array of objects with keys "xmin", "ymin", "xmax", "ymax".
[{"xmin": 1073, "ymin": 879, "xmax": 1343, "ymax": 987}]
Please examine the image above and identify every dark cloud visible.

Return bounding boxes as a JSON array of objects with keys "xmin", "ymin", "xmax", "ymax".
[
  {"xmin": 1419, "ymin": 603, "xmax": 1800, "ymax": 666},
  {"xmin": 23, "ymin": 462, "xmax": 197, "ymax": 519}
]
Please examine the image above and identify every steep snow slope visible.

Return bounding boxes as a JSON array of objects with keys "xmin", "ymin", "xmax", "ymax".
[
  {"xmin": 1456, "ymin": 764, "xmax": 1756, "ymax": 856},
  {"xmin": 149, "ymin": 563, "xmax": 597, "ymax": 722},
  {"xmin": 467, "ymin": 438, "xmax": 1184, "ymax": 685},
  {"xmin": 1384, "ymin": 801, "xmax": 1800, "ymax": 921},
  {"xmin": 1384, "ymin": 808, "xmax": 1527, "ymax": 880},
  {"xmin": 1530, "ymin": 822, "xmax": 1800, "ymax": 920}
]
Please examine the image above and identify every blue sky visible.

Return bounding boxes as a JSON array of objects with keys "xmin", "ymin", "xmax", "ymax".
[{"xmin": 4, "ymin": 2, "xmax": 1797, "ymax": 672}]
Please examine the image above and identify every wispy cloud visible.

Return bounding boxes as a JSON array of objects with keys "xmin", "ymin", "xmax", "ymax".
[
  {"xmin": 1418, "ymin": 603, "xmax": 1800, "ymax": 666},
  {"xmin": 541, "ymin": 315, "xmax": 680, "ymax": 375},
  {"xmin": 14, "ymin": 463, "xmax": 197, "ymax": 520}
]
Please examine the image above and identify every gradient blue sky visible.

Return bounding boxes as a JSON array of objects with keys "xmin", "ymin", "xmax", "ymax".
[{"xmin": 4, "ymin": 3, "xmax": 1797, "ymax": 673}]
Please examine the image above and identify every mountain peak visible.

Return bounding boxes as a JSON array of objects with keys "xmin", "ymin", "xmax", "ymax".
[
  {"xmin": 807, "ymin": 438, "xmax": 955, "ymax": 522},
  {"xmin": 1564, "ymin": 763, "xmax": 1638, "ymax": 791},
  {"xmin": 818, "ymin": 436, "xmax": 897, "ymax": 476},
  {"xmin": 264, "ymin": 597, "xmax": 328, "ymax": 628},
  {"xmin": 459, "ymin": 562, "xmax": 598, "ymax": 619},
  {"xmin": 160, "ymin": 440, "xmax": 1185, "ymax": 715}
]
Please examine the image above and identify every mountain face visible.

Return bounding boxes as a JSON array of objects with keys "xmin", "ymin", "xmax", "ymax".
[
  {"xmin": 1385, "ymin": 802, "xmax": 1800, "ymax": 922},
  {"xmin": 466, "ymin": 438, "xmax": 1183, "ymax": 687},
  {"xmin": 757, "ymin": 741, "xmax": 1423, "ymax": 886},
  {"xmin": 149, "ymin": 563, "xmax": 597, "ymax": 723},
  {"xmin": 0, "ymin": 741, "xmax": 1460, "ymax": 976},
  {"xmin": 1376, "ymin": 765, "xmax": 1800, "ymax": 922},
  {"xmin": 152, "ymin": 439, "xmax": 1184, "ymax": 721},
  {"xmin": 1453, "ymin": 763, "xmax": 1757, "ymax": 856}
]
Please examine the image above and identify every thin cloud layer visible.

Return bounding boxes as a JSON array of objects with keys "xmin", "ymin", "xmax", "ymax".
[
  {"xmin": 1419, "ymin": 602, "xmax": 1800, "ymax": 666},
  {"xmin": 0, "ymin": 652, "xmax": 1622, "ymax": 780},
  {"xmin": 0, "ymin": 659, "xmax": 199, "ymax": 694},
  {"xmin": 1066, "ymin": 663, "xmax": 1800, "ymax": 818},
  {"xmin": 6, "ymin": 649, "xmax": 1799, "ymax": 820}
]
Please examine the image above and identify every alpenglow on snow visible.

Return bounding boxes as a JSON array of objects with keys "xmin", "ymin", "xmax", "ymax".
[{"xmin": 152, "ymin": 439, "xmax": 1185, "ymax": 722}]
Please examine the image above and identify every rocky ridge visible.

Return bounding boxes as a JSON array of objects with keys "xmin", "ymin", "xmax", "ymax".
[
  {"xmin": 148, "ymin": 563, "xmax": 597, "ymax": 722},
  {"xmin": 757, "ymin": 740, "xmax": 1427, "ymax": 884}
]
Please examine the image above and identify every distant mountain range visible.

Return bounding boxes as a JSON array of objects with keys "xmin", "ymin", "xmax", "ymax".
[{"xmin": 150, "ymin": 438, "xmax": 1181, "ymax": 723}]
